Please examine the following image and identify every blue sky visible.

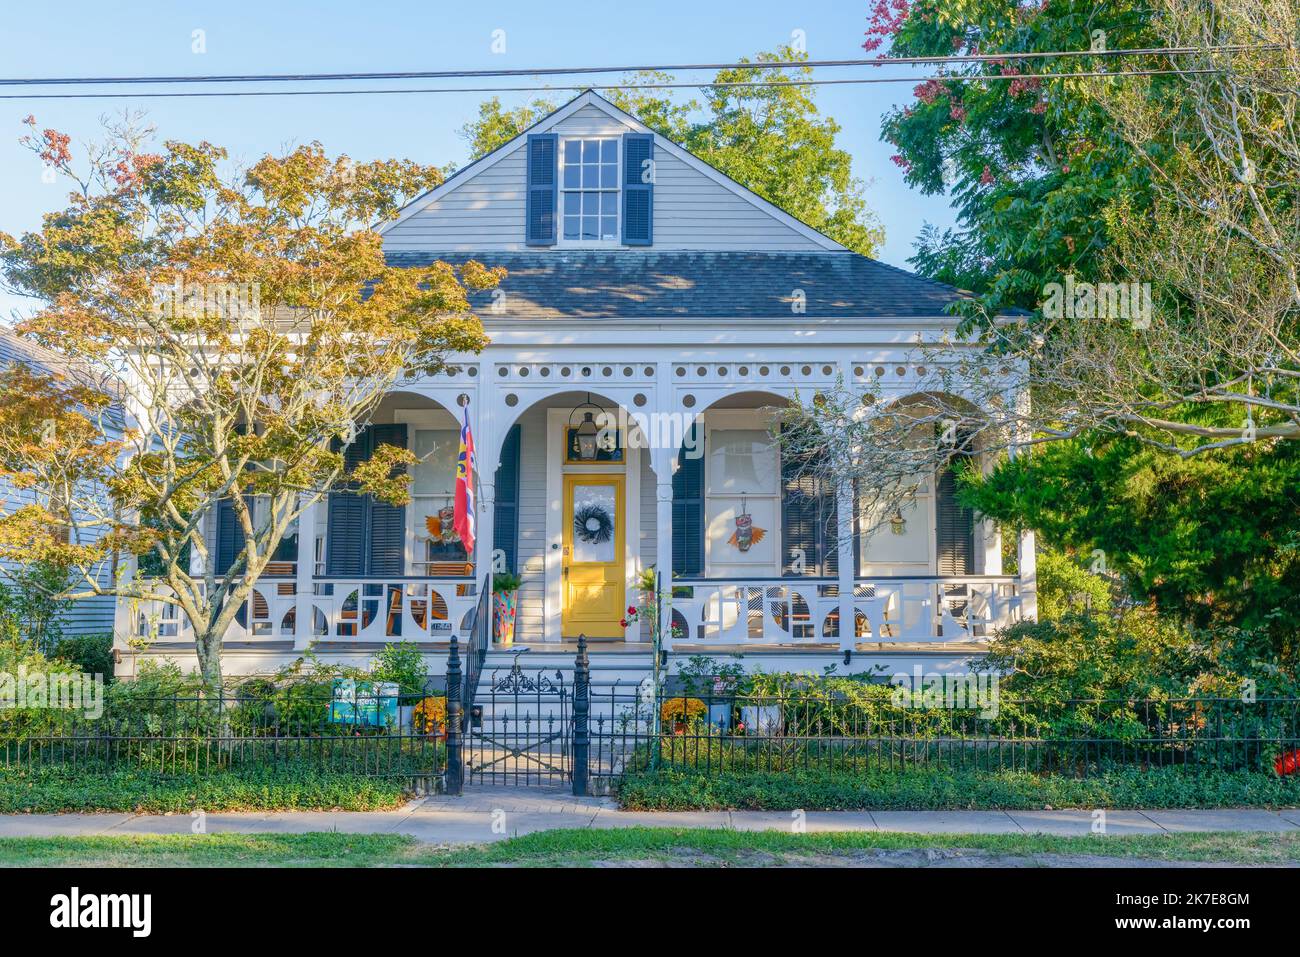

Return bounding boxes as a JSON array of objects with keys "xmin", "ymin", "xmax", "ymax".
[{"xmin": 0, "ymin": 0, "xmax": 958, "ymax": 322}]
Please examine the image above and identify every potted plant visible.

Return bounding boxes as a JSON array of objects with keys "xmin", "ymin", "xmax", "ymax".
[{"xmin": 493, "ymin": 571, "xmax": 522, "ymax": 648}]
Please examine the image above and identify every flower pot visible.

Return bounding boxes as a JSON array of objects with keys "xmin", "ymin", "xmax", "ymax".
[{"xmin": 494, "ymin": 589, "xmax": 518, "ymax": 647}]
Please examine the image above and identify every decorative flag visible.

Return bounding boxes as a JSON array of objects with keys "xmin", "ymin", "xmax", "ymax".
[{"xmin": 454, "ymin": 404, "xmax": 477, "ymax": 554}]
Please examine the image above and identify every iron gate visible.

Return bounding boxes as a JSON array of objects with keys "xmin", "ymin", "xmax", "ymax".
[
  {"xmin": 466, "ymin": 658, "xmax": 572, "ymax": 786},
  {"xmin": 446, "ymin": 636, "xmax": 592, "ymax": 794}
]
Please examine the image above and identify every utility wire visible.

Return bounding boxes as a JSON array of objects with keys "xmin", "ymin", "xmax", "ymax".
[
  {"xmin": 0, "ymin": 44, "xmax": 1281, "ymax": 88},
  {"xmin": 0, "ymin": 67, "xmax": 1241, "ymax": 100}
]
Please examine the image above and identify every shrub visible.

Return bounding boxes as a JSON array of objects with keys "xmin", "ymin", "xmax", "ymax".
[
  {"xmin": 51, "ymin": 633, "xmax": 114, "ymax": 680},
  {"xmin": 369, "ymin": 641, "xmax": 429, "ymax": 704}
]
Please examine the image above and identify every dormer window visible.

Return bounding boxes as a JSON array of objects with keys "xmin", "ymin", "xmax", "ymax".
[{"xmin": 560, "ymin": 138, "xmax": 619, "ymax": 242}]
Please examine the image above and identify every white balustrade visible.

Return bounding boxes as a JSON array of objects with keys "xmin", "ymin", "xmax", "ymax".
[
  {"xmin": 669, "ymin": 576, "xmax": 1022, "ymax": 646},
  {"xmin": 130, "ymin": 576, "xmax": 481, "ymax": 644}
]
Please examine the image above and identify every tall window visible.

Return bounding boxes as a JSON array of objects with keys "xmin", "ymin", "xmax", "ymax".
[{"xmin": 561, "ymin": 138, "xmax": 618, "ymax": 241}]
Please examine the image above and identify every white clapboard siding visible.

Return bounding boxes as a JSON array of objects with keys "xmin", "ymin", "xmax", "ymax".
[
  {"xmin": 383, "ymin": 101, "xmax": 828, "ymax": 253},
  {"xmin": 514, "ymin": 404, "xmax": 548, "ymax": 638}
]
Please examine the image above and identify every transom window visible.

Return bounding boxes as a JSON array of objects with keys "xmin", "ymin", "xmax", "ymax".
[{"xmin": 561, "ymin": 138, "xmax": 618, "ymax": 241}]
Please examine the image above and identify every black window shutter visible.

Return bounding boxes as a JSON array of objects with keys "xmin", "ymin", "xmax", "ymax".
[
  {"xmin": 781, "ymin": 436, "xmax": 839, "ymax": 577},
  {"xmin": 525, "ymin": 134, "xmax": 558, "ymax": 246},
  {"xmin": 671, "ymin": 422, "xmax": 704, "ymax": 577},
  {"xmin": 367, "ymin": 423, "xmax": 407, "ymax": 577},
  {"xmin": 215, "ymin": 495, "xmax": 247, "ymax": 577},
  {"xmin": 936, "ymin": 466, "xmax": 974, "ymax": 576},
  {"xmin": 493, "ymin": 424, "xmax": 522, "ymax": 573},
  {"xmin": 621, "ymin": 133, "xmax": 654, "ymax": 246},
  {"xmin": 326, "ymin": 425, "xmax": 372, "ymax": 577}
]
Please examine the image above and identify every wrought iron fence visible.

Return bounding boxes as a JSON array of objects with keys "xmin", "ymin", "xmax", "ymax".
[
  {"xmin": 0, "ymin": 690, "xmax": 448, "ymax": 789},
  {"xmin": 586, "ymin": 685, "xmax": 1300, "ymax": 784}
]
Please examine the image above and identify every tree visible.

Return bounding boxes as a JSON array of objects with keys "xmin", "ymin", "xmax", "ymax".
[
  {"xmin": 461, "ymin": 49, "xmax": 885, "ymax": 256},
  {"xmin": 0, "ymin": 118, "xmax": 501, "ymax": 690}
]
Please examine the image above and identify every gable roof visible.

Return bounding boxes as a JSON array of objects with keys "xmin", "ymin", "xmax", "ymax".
[
  {"xmin": 386, "ymin": 249, "xmax": 980, "ymax": 321},
  {"xmin": 378, "ymin": 89, "xmax": 844, "ymax": 251}
]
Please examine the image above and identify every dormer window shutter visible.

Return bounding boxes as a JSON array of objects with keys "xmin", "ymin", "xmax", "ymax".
[
  {"xmin": 525, "ymin": 134, "xmax": 558, "ymax": 246},
  {"xmin": 621, "ymin": 132, "xmax": 654, "ymax": 246}
]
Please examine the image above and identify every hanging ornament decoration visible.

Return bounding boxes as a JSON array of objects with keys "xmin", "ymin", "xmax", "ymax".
[
  {"xmin": 424, "ymin": 503, "xmax": 460, "ymax": 545},
  {"xmin": 889, "ymin": 511, "xmax": 907, "ymax": 535},
  {"xmin": 573, "ymin": 501, "xmax": 614, "ymax": 545},
  {"xmin": 728, "ymin": 496, "xmax": 766, "ymax": 552}
]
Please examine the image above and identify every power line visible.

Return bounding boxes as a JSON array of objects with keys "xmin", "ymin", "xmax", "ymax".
[
  {"xmin": 0, "ymin": 44, "xmax": 1280, "ymax": 89},
  {"xmin": 0, "ymin": 67, "xmax": 1239, "ymax": 101}
]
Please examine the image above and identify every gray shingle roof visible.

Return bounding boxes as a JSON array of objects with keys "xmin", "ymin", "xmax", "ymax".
[
  {"xmin": 384, "ymin": 250, "xmax": 979, "ymax": 321},
  {"xmin": 0, "ymin": 328, "xmax": 125, "ymax": 432}
]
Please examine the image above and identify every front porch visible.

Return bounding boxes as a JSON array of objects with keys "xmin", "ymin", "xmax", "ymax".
[{"xmin": 115, "ymin": 352, "xmax": 1037, "ymax": 678}]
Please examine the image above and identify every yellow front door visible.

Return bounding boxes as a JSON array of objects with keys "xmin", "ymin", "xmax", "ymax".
[{"xmin": 562, "ymin": 474, "xmax": 625, "ymax": 639}]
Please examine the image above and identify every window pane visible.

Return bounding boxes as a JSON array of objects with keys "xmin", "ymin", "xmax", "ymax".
[
  {"xmin": 564, "ymin": 140, "xmax": 581, "ymax": 164},
  {"xmin": 583, "ymin": 139, "xmax": 600, "ymax": 162},
  {"xmin": 600, "ymin": 163, "xmax": 617, "ymax": 188},
  {"xmin": 564, "ymin": 216, "xmax": 580, "ymax": 240},
  {"xmin": 413, "ymin": 430, "xmax": 458, "ymax": 496},
  {"xmin": 601, "ymin": 216, "xmax": 617, "ymax": 240},
  {"xmin": 600, "ymin": 193, "xmax": 617, "ymax": 216},
  {"xmin": 564, "ymin": 193, "xmax": 580, "ymax": 214},
  {"xmin": 582, "ymin": 193, "xmax": 597, "ymax": 215},
  {"xmin": 582, "ymin": 216, "xmax": 598, "ymax": 240},
  {"xmin": 602, "ymin": 139, "xmax": 617, "ymax": 162},
  {"xmin": 563, "ymin": 164, "xmax": 580, "ymax": 189}
]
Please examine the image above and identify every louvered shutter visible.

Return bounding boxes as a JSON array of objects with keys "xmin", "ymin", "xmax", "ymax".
[
  {"xmin": 671, "ymin": 423, "xmax": 704, "ymax": 576},
  {"xmin": 493, "ymin": 424, "xmax": 521, "ymax": 573},
  {"xmin": 621, "ymin": 133, "xmax": 654, "ymax": 246},
  {"xmin": 525, "ymin": 134, "xmax": 558, "ymax": 246},
  {"xmin": 781, "ymin": 436, "xmax": 839, "ymax": 576},
  {"xmin": 367, "ymin": 423, "xmax": 407, "ymax": 577},
  {"xmin": 936, "ymin": 467, "xmax": 974, "ymax": 576},
  {"xmin": 326, "ymin": 426, "xmax": 371, "ymax": 576},
  {"xmin": 215, "ymin": 496, "xmax": 247, "ymax": 577}
]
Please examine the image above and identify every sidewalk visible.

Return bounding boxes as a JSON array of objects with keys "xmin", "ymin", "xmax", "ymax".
[{"xmin": 1, "ymin": 789, "xmax": 1298, "ymax": 844}]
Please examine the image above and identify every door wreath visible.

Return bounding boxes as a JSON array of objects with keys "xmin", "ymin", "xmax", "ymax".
[{"xmin": 573, "ymin": 502, "xmax": 614, "ymax": 545}]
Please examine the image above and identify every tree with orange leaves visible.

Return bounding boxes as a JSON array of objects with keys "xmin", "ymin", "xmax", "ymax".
[{"xmin": 0, "ymin": 117, "xmax": 501, "ymax": 690}]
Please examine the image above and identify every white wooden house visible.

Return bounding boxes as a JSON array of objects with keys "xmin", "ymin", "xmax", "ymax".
[
  {"xmin": 115, "ymin": 91, "xmax": 1036, "ymax": 680},
  {"xmin": 0, "ymin": 329, "xmax": 120, "ymax": 639}
]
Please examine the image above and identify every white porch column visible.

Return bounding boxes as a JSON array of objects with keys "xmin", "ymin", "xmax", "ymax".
[
  {"xmin": 1017, "ymin": 528, "xmax": 1037, "ymax": 621},
  {"xmin": 476, "ymin": 478, "xmax": 496, "ymax": 643},
  {"xmin": 293, "ymin": 494, "xmax": 318, "ymax": 650},
  {"xmin": 836, "ymin": 482, "xmax": 855, "ymax": 654},
  {"xmin": 655, "ymin": 477, "xmax": 674, "ymax": 651}
]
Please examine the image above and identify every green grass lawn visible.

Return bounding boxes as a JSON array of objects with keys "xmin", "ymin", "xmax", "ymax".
[{"xmin": 1, "ymin": 828, "xmax": 1297, "ymax": 867}]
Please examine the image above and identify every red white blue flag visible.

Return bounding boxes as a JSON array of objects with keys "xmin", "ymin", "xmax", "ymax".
[{"xmin": 454, "ymin": 404, "xmax": 477, "ymax": 554}]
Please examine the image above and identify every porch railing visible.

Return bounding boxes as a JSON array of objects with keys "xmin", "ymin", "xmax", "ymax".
[
  {"xmin": 667, "ymin": 575, "xmax": 1022, "ymax": 647},
  {"xmin": 128, "ymin": 575, "xmax": 483, "ymax": 645}
]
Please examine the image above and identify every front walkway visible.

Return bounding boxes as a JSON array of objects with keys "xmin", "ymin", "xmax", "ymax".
[{"xmin": 2, "ymin": 788, "xmax": 1299, "ymax": 844}]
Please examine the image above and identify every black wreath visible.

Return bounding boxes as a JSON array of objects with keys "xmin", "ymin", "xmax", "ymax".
[{"xmin": 573, "ymin": 502, "xmax": 613, "ymax": 545}]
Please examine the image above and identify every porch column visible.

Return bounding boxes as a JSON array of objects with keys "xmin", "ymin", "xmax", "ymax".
[
  {"xmin": 293, "ymin": 493, "xmax": 318, "ymax": 650},
  {"xmin": 1017, "ymin": 528, "xmax": 1037, "ymax": 621},
  {"xmin": 835, "ymin": 482, "xmax": 855, "ymax": 654},
  {"xmin": 655, "ymin": 478, "xmax": 674, "ymax": 651},
  {"xmin": 476, "ymin": 480, "xmax": 496, "ymax": 643}
]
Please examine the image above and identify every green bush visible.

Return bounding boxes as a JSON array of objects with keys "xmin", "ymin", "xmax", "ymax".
[
  {"xmin": 51, "ymin": 633, "xmax": 114, "ymax": 680},
  {"xmin": 0, "ymin": 763, "xmax": 411, "ymax": 813},
  {"xmin": 617, "ymin": 766, "xmax": 1300, "ymax": 811},
  {"xmin": 368, "ymin": 641, "xmax": 429, "ymax": 704}
]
